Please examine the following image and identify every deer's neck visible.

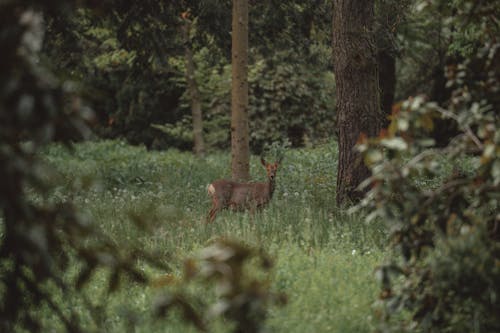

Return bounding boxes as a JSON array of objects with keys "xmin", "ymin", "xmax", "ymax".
[{"xmin": 268, "ymin": 179, "xmax": 276, "ymax": 198}]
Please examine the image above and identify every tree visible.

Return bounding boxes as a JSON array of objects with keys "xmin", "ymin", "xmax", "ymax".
[
  {"xmin": 181, "ymin": 12, "xmax": 205, "ymax": 157},
  {"xmin": 231, "ymin": 0, "xmax": 250, "ymax": 181},
  {"xmin": 375, "ymin": 0, "xmax": 410, "ymax": 128},
  {"xmin": 43, "ymin": 3, "xmax": 185, "ymax": 148},
  {"xmin": 332, "ymin": 0, "xmax": 381, "ymax": 205}
]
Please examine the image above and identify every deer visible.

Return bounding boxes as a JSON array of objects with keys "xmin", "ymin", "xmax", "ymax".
[{"xmin": 206, "ymin": 157, "xmax": 282, "ymax": 223}]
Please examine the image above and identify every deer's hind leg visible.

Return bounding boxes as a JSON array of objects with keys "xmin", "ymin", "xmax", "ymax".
[
  {"xmin": 207, "ymin": 196, "xmax": 222, "ymax": 224},
  {"xmin": 207, "ymin": 207, "xmax": 218, "ymax": 224}
]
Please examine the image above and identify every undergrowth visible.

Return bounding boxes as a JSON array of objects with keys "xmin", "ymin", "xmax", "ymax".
[{"xmin": 30, "ymin": 139, "xmax": 390, "ymax": 332}]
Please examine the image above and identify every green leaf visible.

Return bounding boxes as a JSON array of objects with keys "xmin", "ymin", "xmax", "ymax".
[
  {"xmin": 397, "ymin": 118, "xmax": 409, "ymax": 132},
  {"xmin": 364, "ymin": 149, "xmax": 383, "ymax": 165},
  {"xmin": 381, "ymin": 138, "xmax": 408, "ymax": 151}
]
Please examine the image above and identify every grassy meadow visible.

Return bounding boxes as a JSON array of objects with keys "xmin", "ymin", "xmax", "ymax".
[{"xmin": 31, "ymin": 140, "xmax": 390, "ymax": 332}]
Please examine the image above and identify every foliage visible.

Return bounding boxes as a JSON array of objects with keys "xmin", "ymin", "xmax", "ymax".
[
  {"xmin": 249, "ymin": 52, "xmax": 335, "ymax": 152},
  {"xmin": 161, "ymin": 49, "xmax": 335, "ymax": 153},
  {"xmin": 154, "ymin": 238, "xmax": 286, "ymax": 333},
  {"xmin": 0, "ymin": 2, "xmax": 195, "ymax": 332},
  {"xmin": 394, "ymin": 0, "xmax": 449, "ymax": 101},
  {"xmin": 356, "ymin": 9, "xmax": 499, "ymax": 329},
  {"xmin": 395, "ymin": 0, "xmax": 500, "ymax": 103},
  {"xmin": 249, "ymin": 1, "xmax": 332, "ymax": 62},
  {"xmin": 42, "ymin": 1, "xmax": 334, "ymax": 151},
  {"xmin": 0, "ymin": 2, "xmax": 168, "ymax": 332},
  {"xmin": 43, "ymin": 4, "xmax": 186, "ymax": 148}
]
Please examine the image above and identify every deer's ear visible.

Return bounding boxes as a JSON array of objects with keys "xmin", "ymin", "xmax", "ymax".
[{"xmin": 260, "ymin": 157, "xmax": 266, "ymax": 166}]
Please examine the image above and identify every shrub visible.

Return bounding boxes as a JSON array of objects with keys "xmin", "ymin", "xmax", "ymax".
[
  {"xmin": 356, "ymin": 59, "xmax": 499, "ymax": 332},
  {"xmin": 356, "ymin": 8, "xmax": 499, "ymax": 328}
]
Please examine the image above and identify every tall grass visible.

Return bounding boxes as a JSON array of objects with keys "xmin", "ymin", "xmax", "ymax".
[{"xmin": 31, "ymin": 140, "xmax": 388, "ymax": 332}]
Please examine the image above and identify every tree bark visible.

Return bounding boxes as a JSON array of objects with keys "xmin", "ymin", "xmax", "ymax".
[
  {"xmin": 182, "ymin": 18, "xmax": 205, "ymax": 157},
  {"xmin": 231, "ymin": 0, "xmax": 250, "ymax": 181},
  {"xmin": 332, "ymin": 0, "xmax": 381, "ymax": 205}
]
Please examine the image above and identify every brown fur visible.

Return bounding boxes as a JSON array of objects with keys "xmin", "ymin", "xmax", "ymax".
[{"xmin": 206, "ymin": 158, "xmax": 280, "ymax": 223}]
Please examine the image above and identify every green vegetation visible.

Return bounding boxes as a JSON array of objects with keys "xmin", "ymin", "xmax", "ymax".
[
  {"xmin": 356, "ymin": 96, "xmax": 499, "ymax": 331},
  {"xmin": 42, "ymin": 2, "xmax": 334, "ymax": 152},
  {"xmin": 2, "ymin": 0, "xmax": 498, "ymax": 332},
  {"xmin": 30, "ymin": 140, "xmax": 386, "ymax": 332}
]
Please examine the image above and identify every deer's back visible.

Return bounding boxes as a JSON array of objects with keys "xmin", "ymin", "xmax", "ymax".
[{"xmin": 208, "ymin": 179, "xmax": 270, "ymax": 208}]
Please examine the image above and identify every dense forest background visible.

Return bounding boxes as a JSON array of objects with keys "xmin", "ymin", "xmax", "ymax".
[
  {"xmin": 40, "ymin": 0, "xmax": 463, "ymax": 152},
  {"xmin": 1, "ymin": 0, "xmax": 499, "ymax": 332},
  {"xmin": 42, "ymin": 1, "xmax": 336, "ymax": 152}
]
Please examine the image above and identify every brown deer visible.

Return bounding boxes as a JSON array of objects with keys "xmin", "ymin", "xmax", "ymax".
[{"xmin": 206, "ymin": 157, "xmax": 281, "ymax": 223}]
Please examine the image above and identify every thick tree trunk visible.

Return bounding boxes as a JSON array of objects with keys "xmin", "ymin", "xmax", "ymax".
[
  {"xmin": 182, "ymin": 19, "xmax": 205, "ymax": 157},
  {"xmin": 231, "ymin": 0, "xmax": 250, "ymax": 181},
  {"xmin": 332, "ymin": 0, "xmax": 381, "ymax": 205}
]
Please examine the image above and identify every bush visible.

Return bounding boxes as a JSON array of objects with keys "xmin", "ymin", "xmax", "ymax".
[
  {"xmin": 357, "ymin": 87, "xmax": 499, "ymax": 331},
  {"xmin": 356, "ymin": 6, "xmax": 500, "ymax": 329}
]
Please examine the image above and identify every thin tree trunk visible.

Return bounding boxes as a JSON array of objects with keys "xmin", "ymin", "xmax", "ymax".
[
  {"xmin": 332, "ymin": 0, "xmax": 381, "ymax": 205},
  {"xmin": 375, "ymin": 0, "xmax": 406, "ymax": 128},
  {"xmin": 182, "ymin": 18, "xmax": 205, "ymax": 157},
  {"xmin": 378, "ymin": 49, "xmax": 396, "ymax": 129},
  {"xmin": 231, "ymin": 0, "xmax": 250, "ymax": 181}
]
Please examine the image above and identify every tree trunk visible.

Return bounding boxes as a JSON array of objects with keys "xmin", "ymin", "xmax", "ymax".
[
  {"xmin": 332, "ymin": 0, "xmax": 381, "ymax": 205},
  {"xmin": 182, "ymin": 18, "xmax": 205, "ymax": 157},
  {"xmin": 231, "ymin": 0, "xmax": 250, "ymax": 181}
]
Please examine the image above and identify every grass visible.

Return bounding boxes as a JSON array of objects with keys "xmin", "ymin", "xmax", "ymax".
[{"xmin": 29, "ymin": 139, "xmax": 389, "ymax": 332}]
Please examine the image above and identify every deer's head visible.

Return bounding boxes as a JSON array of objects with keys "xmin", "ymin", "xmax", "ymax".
[{"xmin": 261, "ymin": 157, "xmax": 282, "ymax": 181}]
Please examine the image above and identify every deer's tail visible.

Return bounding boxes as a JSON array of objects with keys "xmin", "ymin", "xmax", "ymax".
[{"xmin": 207, "ymin": 183, "xmax": 216, "ymax": 196}]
